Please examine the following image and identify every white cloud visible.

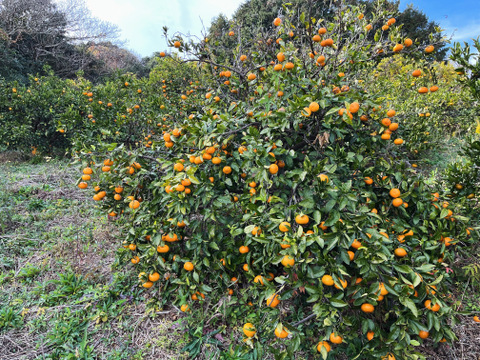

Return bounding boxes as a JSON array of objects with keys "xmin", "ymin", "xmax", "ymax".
[{"xmin": 82, "ymin": 0, "xmax": 245, "ymax": 56}]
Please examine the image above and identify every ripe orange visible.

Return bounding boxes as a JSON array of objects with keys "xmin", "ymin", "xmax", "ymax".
[
  {"xmin": 274, "ymin": 325, "xmax": 289, "ymax": 338},
  {"xmin": 269, "ymin": 163, "xmax": 279, "ymax": 174},
  {"xmin": 389, "ymin": 188, "xmax": 401, "ymax": 198},
  {"xmin": 393, "ymin": 44, "xmax": 403, "ymax": 52},
  {"xmin": 367, "ymin": 331, "xmax": 374, "ymax": 341},
  {"xmin": 279, "ymin": 222, "xmax": 291, "ymax": 232},
  {"xmin": 473, "ymin": 316, "xmax": 480, "ymax": 323},
  {"xmin": 329, "ymin": 332, "xmax": 343, "ymax": 344},
  {"xmin": 295, "ymin": 214, "xmax": 309, "ymax": 225},
  {"xmin": 412, "ymin": 69, "xmax": 422, "ymax": 77},
  {"xmin": 309, "ymin": 102, "xmax": 320, "ymax": 112},
  {"xmin": 394, "ymin": 138, "xmax": 404, "ymax": 145},
  {"xmin": 392, "ymin": 198, "xmax": 403, "ymax": 207},
  {"xmin": 174, "ymin": 163, "xmax": 184, "ymax": 171},
  {"xmin": 129, "ymin": 200, "xmax": 140, "ymax": 209},
  {"xmin": 361, "ymin": 303, "xmax": 375, "ymax": 313},
  {"xmin": 239, "ymin": 245, "xmax": 249, "ymax": 254},
  {"xmin": 425, "ymin": 299, "xmax": 441, "ymax": 312},
  {"xmin": 364, "ymin": 177, "xmax": 373, "ymax": 185},
  {"xmin": 318, "ymin": 174, "xmax": 329, "ymax": 183},
  {"xmin": 142, "ymin": 281, "xmax": 153, "ymax": 288},
  {"xmin": 266, "ymin": 294, "xmax": 280, "ymax": 307},
  {"xmin": 316, "ymin": 341, "xmax": 331, "ymax": 353},
  {"xmin": 419, "ymin": 330, "xmax": 429, "ymax": 339},
  {"xmin": 223, "ymin": 166, "xmax": 232, "ymax": 174},
  {"xmin": 394, "ymin": 248, "xmax": 407, "ymax": 257},
  {"xmin": 281, "ymin": 255, "xmax": 295, "ymax": 268},
  {"xmin": 273, "ymin": 17, "xmax": 282, "ymax": 26},
  {"xmin": 322, "ymin": 275, "xmax": 334, "ymax": 286},
  {"xmin": 184, "ymin": 262, "xmax": 194, "ymax": 271},
  {"xmin": 381, "ymin": 118, "xmax": 391, "ymax": 127},
  {"xmin": 254, "ymin": 275, "xmax": 264, "ymax": 285},
  {"xmin": 418, "ymin": 87, "xmax": 428, "ymax": 94},
  {"xmin": 180, "ymin": 304, "xmax": 190, "ymax": 312},
  {"xmin": 349, "ymin": 102, "xmax": 360, "ymax": 113},
  {"xmin": 243, "ymin": 323, "xmax": 256, "ymax": 337},
  {"xmin": 157, "ymin": 244, "xmax": 169, "ymax": 253},
  {"xmin": 425, "ymin": 45, "xmax": 434, "ymax": 53},
  {"xmin": 148, "ymin": 272, "xmax": 160, "ymax": 282},
  {"xmin": 404, "ymin": 38, "xmax": 413, "ymax": 47}
]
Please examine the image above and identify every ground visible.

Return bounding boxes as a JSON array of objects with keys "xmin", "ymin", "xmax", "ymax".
[{"xmin": 0, "ymin": 153, "xmax": 479, "ymax": 360}]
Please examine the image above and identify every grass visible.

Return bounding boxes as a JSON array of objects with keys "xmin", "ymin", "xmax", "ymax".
[
  {"xmin": 0, "ymin": 156, "xmax": 479, "ymax": 360},
  {"xmin": 0, "ymin": 158, "xmax": 186, "ymax": 360}
]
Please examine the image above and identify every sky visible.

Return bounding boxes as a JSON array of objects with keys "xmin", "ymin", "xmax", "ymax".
[
  {"xmin": 399, "ymin": 0, "xmax": 480, "ymax": 45},
  {"xmin": 84, "ymin": 0, "xmax": 245, "ymax": 57},
  {"xmin": 82, "ymin": 0, "xmax": 480, "ymax": 58}
]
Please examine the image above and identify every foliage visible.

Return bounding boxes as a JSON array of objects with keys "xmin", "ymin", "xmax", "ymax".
[{"xmin": 70, "ymin": 1, "xmax": 477, "ymax": 359}]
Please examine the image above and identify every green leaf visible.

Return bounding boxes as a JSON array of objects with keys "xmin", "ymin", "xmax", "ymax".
[
  {"xmin": 400, "ymin": 297, "xmax": 418, "ymax": 317},
  {"xmin": 329, "ymin": 298, "xmax": 348, "ymax": 308}
]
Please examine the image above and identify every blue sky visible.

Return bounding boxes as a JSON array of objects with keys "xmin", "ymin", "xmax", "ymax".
[
  {"xmin": 83, "ymin": 0, "xmax": 480, "ymax": 57},
  {"xmin": 399, "ymin": 0, "xmax": 480, "ymax": 45}
]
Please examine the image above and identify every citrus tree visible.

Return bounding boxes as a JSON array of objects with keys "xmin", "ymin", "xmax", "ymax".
[
  {"xmin": 73, "ymin": 1, "xmax": 475, "ymax": 359},
  {"xmin": 0, "ymin": 71, "xmax": 77, "ymax": 154}
]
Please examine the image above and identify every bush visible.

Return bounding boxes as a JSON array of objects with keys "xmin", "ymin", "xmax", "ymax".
[{"xmin": 73, "ymin": 2, "xmax": 475, "ymax": 359}]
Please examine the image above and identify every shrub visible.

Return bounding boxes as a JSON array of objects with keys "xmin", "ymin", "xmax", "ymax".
[{"xmin": 73, "ymin": 2, "xmax": 474, "ymax": 359}]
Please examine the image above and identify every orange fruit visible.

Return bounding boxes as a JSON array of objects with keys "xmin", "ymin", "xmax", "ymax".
[
  {"xmin": 309, "ymin": 102, "xmax": 320, "ymax": 112},
  {"xmin": 412, "ymin": 69, "xmax": 422, "ymax": 77},
  {"xmin": 329, "ymin": 332, "xmax": 343, "ymax": 344},
  {"xmin": 273, "ymin": 17, "xmax": 282, "ymax": 26},
  {"xmin": 239, "ymin": 245, "xmax": 249, "ymax": 254},
  {"xmin": 243, "ymin": 323, "xmax": 256, "ymax": 337},
  {"xmin": 394, "ymin": 248, "xmax": 407, "ymax": 257},
  {"xmin": 322, "ymin": 275, "xmax": 334, "ymax": 286},
  {"xmin": 157, "ymin": 244, "xmax": 169, "ymax": 253},
  {"xmin": 317, "ymin": 341, "xmax": 331, "ymax": 353},
  {"xmin": 392, "ymin": 198, "xmax": 403, "ymax": 207},
  {"xmin": 367, "ymin": 331, "xmax": 374, "ymax": 341},
  {"xmin": 351, "ymin": 239, "xmax": 362, "ymax": 249},
  {"xmin": 349, "ymin": 102, "xmax": 360, "ymax": 114},
  {"xmin": 393, "ymin": 44, "xmax": 403, "ymax": 52},
  {"xmin": 269, "ymin": 163, "xmax": 279, "ymax": 174},
  {"xmin": 142, "ymin": 281, "xmax": 153, "ymax": 288},
  {"xmin": 274, "ymin": 325, "xmax": 289, "ymax": 338},
  {"xmin": 254, "ymin": 275, "xmax": 264, "ymax": 285},
  {"xmin": 281, "ymin": 255, "xmax": 295, "ymax": 268},
  {"xmin": 389, "ymin": 188, "xmax": 401, "ymax": 198},
  {"xmin": 279, "ymin": 221, "xmax": 291, "ymax": 232},
  {"xmin": 184, "ymin": 262, "xmax": 194, "ymax": 271},
  {"xmin": 425, "ymin": 45, "xmax": 434, "ymax": 53},
  {"xmin": 149, "ymin": 272, "xmax": 160, "ymax": 282},
  {"xmin": 266, "ymin": 294, "xmax": 280, "ymax": 307},
  {"xmin": 295, "ymin": 214, "xmax": 309, "ymax": 225},
  {"xmin": 419, "ymin": 330, "xmax": 429, "ymax": 339},
  {"xmin": 223, "ymin": 166, "xmax": 232, "ymax": 174},
  {"xmin": 425, "ymin": 300, "xmax": 441, "ymax": 312},
  {"xmin": 361, "ymin": 303, "xmax": 375, "ymax": 313}
]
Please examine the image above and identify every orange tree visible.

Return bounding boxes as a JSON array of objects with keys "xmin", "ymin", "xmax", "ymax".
[
  {"xmin": 73, "ymin": 1, "xmax": 475, "ymax": 359},
  {"xmin": 365, "ymin": 55, "xmax": 475, "ymax": 156},
  {"xmin": 0, "ymin": 71, "xmax": 77, "ymax": 154},
  {"xmin": 444, "ymin": 38, "xmax": 480, "ymax": 204}
]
